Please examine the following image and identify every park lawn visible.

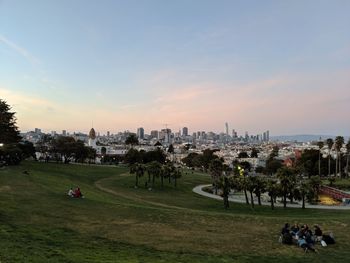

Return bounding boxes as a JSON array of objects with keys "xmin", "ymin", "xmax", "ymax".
[
  {"xmin": 0, "ymin": 161, "xmax": 350, "ymax": 263},
  {"xmin": 324, "ymin": 178, "xmax": 350, "ymax": 191}
]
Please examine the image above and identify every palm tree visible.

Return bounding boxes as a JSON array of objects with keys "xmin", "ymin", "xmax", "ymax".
[
  {"xmin": 308, "ymin": 175, "xmax": 322, "ymax": 203},
  {"xmin": 277, "ymin": 167, "xmax": 296, "ymax": 208},
  {"xmin": 246, "ymin": 176, "xmax": 257, "ymax": 209},
  {"xmin": 294, "ymin": 179, "xmax": 310, "ymax": 209},
  {"xmin": 253, "ymin": 176, "xmax": 266, "ymax": 206},
  {"xmin": 266, "ymin": 179, "xmax": 278, "ymax": 210},
  {"xmin": 171, "ymin": 166, "xmax": 182, "ymax": 187},
  {"xmin": 326, "ymin": 138, "xmax": 334, "ymax": 176},
  {"xmin": 335, "ymin": 136, "xmax": 345, "ymax": 177},
  {"xmin": 317, "ymin": 140, "xmax": 324, "ymax": 177},
  {"xmin": 146, "ymin": 161, "xmax": 162, "ymax": 188},
  {"xmin": 346, "ymin": 139, "xmax": 350, "ymax": 178},
  {"xmin": 234, "ymin": 166, "xmax": 250, "ymax": 205},
  {"xmin": 161, "ymin": 163, "xmax": 172, "ymax": 187},
  {"xmin": 216, "ymin": 175, "xmax": 231, "ymax": 209},
  {"xmin": 130, "ymin": 163, "xmax": 145, "ymax": 188}
]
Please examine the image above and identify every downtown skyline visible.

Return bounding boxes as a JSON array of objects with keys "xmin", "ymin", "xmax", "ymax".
[{"xmin": 1, "ymin": 0, "xmax": 350, "ymax": 136}]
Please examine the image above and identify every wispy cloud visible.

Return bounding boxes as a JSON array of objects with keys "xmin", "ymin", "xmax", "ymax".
[{"xmin": 0, "ymin": 34, "xmax": 40, "ymax": 65}]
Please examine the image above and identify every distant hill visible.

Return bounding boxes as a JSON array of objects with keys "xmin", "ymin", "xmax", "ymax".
[{"xmin": 270, "ymin": 134, "xmax": 350, "ymax": 143}]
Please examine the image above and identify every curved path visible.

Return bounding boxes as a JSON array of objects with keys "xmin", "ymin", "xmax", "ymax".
[{"xmin": 193, "ymin": 184, "xmax": 350, "ymax": 210}]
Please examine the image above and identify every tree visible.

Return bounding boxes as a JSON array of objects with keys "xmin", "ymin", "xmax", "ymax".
[
  {"xmin": 326, "ymin": 138, "xmax": 334, "ymax": 176},
  {"xmin": 246, "ymin": 176, "xmax": 257, "ymax": 208},
  {"xmin": 161, "ymin": 162, "xmax": 173, "ymax": 187},
  {"xmin": 317, "ymin": 141, "xmax": 324, "ymax": 177},
  {"xmin": 277, "ymin": 167, "xmax": 296, "ymax": 208},
  {"xmin": 209, "ymin": 158, "xmax": 224, "ymax": 195},
  {"xmin": 335, "ymin": 136, "xmax": 345, "ymax": 177},
  {"xmin": 49, "ymin": 137, "xmax": 94, "ymax": 164},
  {"xmin": 265, "ymin": 159, "xmax": 282, "ymax": 175},
  {"xmin": 296, "ymin": 149, "xmax": 319, "ymax": 177},
  {"xmin": 124, "ymin": 148, "xmax": 141, "ymax": 164},
  {"xmin": 308, "ymin": 175, "xmax": 322, "ymax": 203},
  {"xmin": 143, "ymin": 148, "xmax": 166, "ymax": 164},
  {"xmin": 238, "ymin": 151, "xmax": 249, "ymax": 158},
  {"xmin": 218, "ymin": 175, "xmax": 231, "ymax": 209},
  {"xmin": 232, "ymin": 166, "xmax": 249, "ymax": 205},
  {"xmin": 255, "ymin": 166, "xmax": 265, "ymax": 174},
  {"xmin": 172, "ymin": 167, "xmax": 182, "ymax": 187},
  {"xmin": 125, "ymin": 134, "xmax": 139, "ymax": 147},
  {"xmin": 0, "ymin": 99, "xmax": 21, "ymax": 144},
  {"xmin": 269, "ymin": 146, "xmax": 279, "ymax": 159},
  {"xmin": 253, "ymin": 176, "xmax": 266, "ymax": 205},
  {"xmin": 18, "ymin": 141, "xmax": 36, "ymax": 160},
  {"xmin": 294, "ymin": 180, "xmax": 311, "ymax": 209},
  {"xmin": 130, "ymin": 163, "xmax": 145, "ymax": 187},
  {"xmin": 266, "ymin": 179, "xmax": 278, "ymax": 210},
  {"xmin": 36, "ymin": 134, "xmax": 53, "ymax": 161},
  {"xmin": 250, "ymin": 148, "xmax": 259, "ymax": 158},
  {"xmin": 0, "ymin": 100, "xmax": 23, "ymax": 165},
  {"xmin": 50, "ymin": 136, "xmax": 76, "ymax": 163},
  {"xmin": 146, "ymin": 161, "xmax": 162, "ymax": 188},
  {"xmin": 167, "ymin": 144, "xmax": 175, "ymax": 162},
  {"xmin": 101, "ymin": 147, "xmax": 107, "ymax": 156},
  {"xmin": 346, "ymin": 139, "xmax": 350, "ymax": 178},
  {"xmin": 181, "ymin": 152, "xmax": 199, "ymax": 168}
]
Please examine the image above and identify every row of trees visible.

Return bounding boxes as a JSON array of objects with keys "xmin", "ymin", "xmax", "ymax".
[
  {"xmin": 37, "ymin": 135, "xmax": 96, "ymax": 164},
  {"xmin": 130, "ymin": 161, "xmax": 182, "ymax": 188},
  {"xmin": 208, "ymin": 158, "xmax": 322, "ymax": 210}
]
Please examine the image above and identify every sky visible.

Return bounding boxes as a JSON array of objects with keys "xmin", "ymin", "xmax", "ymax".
[{"xmin": 0, "ymin": 0, "xmax": 350, "ymax": 136}]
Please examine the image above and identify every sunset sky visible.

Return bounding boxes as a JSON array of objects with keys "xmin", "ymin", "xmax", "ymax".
[{"xmin": 1, "ymin": 0, "xmax": 349, "ymax": 136}]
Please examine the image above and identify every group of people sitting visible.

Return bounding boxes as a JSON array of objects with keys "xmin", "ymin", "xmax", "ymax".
[
  {"xmin": 67, "ymin": 187, "xmax": 84, "ymax": 198},
  {"xmin": 280, "ymin": 223, "xmax": 335, "ymax": 253}
]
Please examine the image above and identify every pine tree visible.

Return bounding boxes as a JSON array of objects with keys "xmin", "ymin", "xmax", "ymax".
[{"xmin": 0, "ymin": 99, "xmax": 21, "ymax": 144}]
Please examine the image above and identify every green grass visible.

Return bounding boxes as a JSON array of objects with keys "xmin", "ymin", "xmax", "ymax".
[
  {"xmin": 324, "ymin": 178, "xmax": 350, "ymax": 191},
  {"xmin": 1, "ymin": 161, "xmax": 350, "ymax": 262}
]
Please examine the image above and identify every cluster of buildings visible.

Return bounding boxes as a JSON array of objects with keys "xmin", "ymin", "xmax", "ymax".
[{"xmin": 22, "ymin": 123, "xmax": 318, "ymax": 169}]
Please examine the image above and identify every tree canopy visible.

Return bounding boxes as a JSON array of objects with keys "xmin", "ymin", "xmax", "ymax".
[{"xmin": 0, "ymin": 99, "xmax": 21, "ymax": 144}]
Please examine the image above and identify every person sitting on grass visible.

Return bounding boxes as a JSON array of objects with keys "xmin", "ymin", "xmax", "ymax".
[
  {"xmin": 314, "ymin": 225, "xmax": 323, "ymax": 242},
  {"xmin": 67, "ymin": 188, "xmax": 74, "ymax": 197},
  {"xmin": 281, "ymin": 223, "xmax": 293, "ymax": 245},
  {"xmin": 74, "ymin": 187, "xmax": 83, "ymax": 198},
  {"xmin": 291, "ymin": 223, "xmax": 300, "ymax": 236},
  {"xmin": 281, "ymin": 223, "xmax": 290, "ymax": 235}
]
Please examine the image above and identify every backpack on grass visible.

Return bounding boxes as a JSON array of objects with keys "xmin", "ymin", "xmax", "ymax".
[{"xmin": 323, "ymin": 235, "xmax": 335, "ymax": 245}]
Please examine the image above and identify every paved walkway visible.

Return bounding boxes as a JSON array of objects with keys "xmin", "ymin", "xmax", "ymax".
[{"xmin": 193, "ymin": 184, "xmax": 350, "ymax": 210}]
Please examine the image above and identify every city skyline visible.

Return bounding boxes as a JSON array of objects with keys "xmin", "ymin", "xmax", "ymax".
[{"xmin": 1, "ymin": 0, "xmax": 350, "ymax": 135}]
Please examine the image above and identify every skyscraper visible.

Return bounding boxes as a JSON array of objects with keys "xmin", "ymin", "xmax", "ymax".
[
  {"xmin": 182, "ymin": 127, "xmax": 188, "ymax": 136},
  {"xmin": 225, "ymin": 122, "xmax": 229, "ymax": 135},
  {"xmin": 150, "ymin": 130, "xmax": 159, "ymax": 139},
  {"xmin": 137, "ymin": 127, "xmax": 144, "ymax": 139}
]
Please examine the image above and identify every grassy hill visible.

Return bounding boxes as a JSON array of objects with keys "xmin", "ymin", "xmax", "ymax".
[{"xmin": 1, "ymin": 161, "xmax": 350, "ymax": 262}]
